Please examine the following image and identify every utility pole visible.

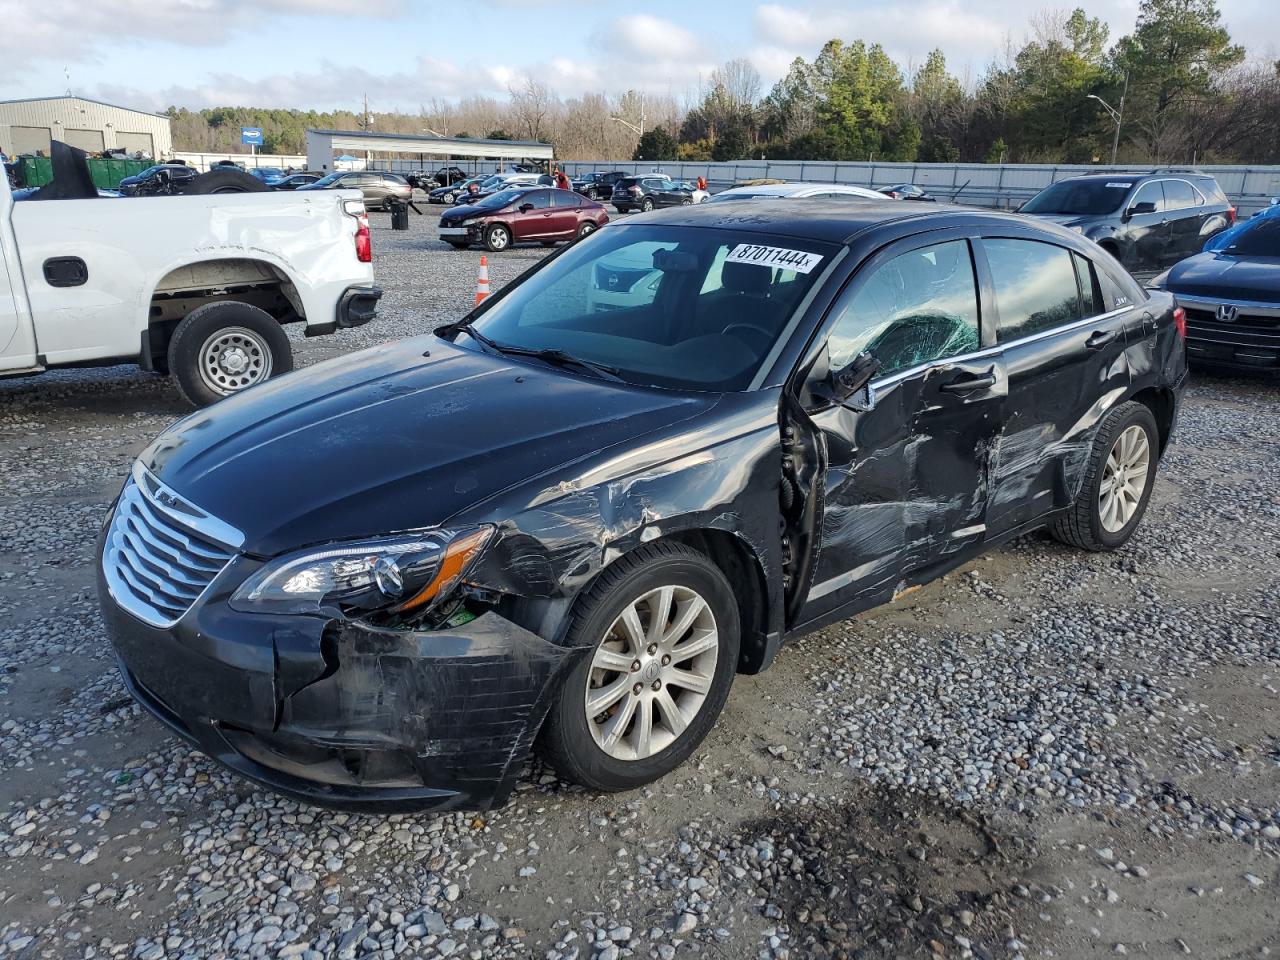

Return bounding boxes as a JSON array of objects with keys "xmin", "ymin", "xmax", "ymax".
[
  {"xmin": 1088, "ymin": 72, "xmax": 1127, "ymax": 166},
  {"xmin": 610, "ymin": 93, "xmax": 646, "ymax": 138}
]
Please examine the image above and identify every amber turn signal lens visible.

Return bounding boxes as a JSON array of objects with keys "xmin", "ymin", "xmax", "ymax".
[{"xmin": 392, "ymin": 527, "xmax": 492, "ymax": 613}]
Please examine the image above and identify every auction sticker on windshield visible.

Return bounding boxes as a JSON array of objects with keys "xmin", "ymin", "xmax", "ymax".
[{"xmin": 725, "ymin": 243, "xmax": 824, "ymax": 274}]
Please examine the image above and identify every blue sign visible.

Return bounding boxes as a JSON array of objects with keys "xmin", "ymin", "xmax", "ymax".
[{"xmin": 241, "ymin": 127, "xmax": 264, "ymax": 146}]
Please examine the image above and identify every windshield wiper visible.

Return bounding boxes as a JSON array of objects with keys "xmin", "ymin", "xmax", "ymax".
[{"xmin": 443, "ymin": 322, "xmax": 625, "ymax": 382}]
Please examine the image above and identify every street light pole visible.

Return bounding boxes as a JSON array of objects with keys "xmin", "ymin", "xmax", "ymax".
[
  {"xmin": 609, "ymin": 94, "xmax": 646, "ymax": 138},
  {"xmin": 1088, "ymin": 73, "xmax": 1127, "ymax": 166}
]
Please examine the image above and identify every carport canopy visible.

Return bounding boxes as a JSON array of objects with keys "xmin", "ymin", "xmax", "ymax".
[{"xmin": 305, "ymin": 129, "xmax": 553, "ymax": 173}]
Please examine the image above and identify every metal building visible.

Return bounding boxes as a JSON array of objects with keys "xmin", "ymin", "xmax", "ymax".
[
  {"xmin": 0, "ymin": 96, "xmax": 172, "ymax": 159},
  {"xmin": 305, "ymin": 129, "xmax": 553, "ymax": 174}
]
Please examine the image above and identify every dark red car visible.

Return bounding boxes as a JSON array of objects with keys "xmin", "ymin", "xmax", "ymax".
[{"xmin": 437, "ymin": 187, "xmax": 609, "ymax": 251}]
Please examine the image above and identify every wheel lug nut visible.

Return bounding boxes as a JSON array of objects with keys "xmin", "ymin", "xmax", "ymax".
[
  {"xmin": 631, "ymin": 660, "xmax": 641, "ymax": 672},
  {"xmin": 651, "ymin": 680, "xmax": 661, "ymax": 691},
  {"xmin": 647, "ymin": 643, "xmax": 658, "ymax": 655},
  {"xmin": 661, "ymin": 655, "xmax": 671, "ymax": 666},
  {"xmin": 633, "ymin": 682, "xmax": 643, "ymax": 695}
]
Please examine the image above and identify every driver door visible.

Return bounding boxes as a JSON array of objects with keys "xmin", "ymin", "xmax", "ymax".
[
  {"xmin": 513, "ymin": 190, "xmax": 553, "ymax": 239},
  {"xmin": 794, "ymin": 235, "xmax": 1007, "ymax": 628}
]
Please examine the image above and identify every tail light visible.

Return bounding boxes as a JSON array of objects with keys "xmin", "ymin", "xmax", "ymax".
[
  {"xmin": 629, "ymin": 185, "xmax": 642, "ymax": 195},
  {"xmin": 1227, "ymin": 206, "xmax": 1237, "ymax": 224},
  {"xmin": 886, "ymin": 191, "xmax": 901, "ymax": 199},
  {"xmin": 1173, "ymin": 306, "xmax": 1186, "ymax": 340},
  {"xmin": 344, "ymin": 198, "xmax": 372, "ymax": 263}
]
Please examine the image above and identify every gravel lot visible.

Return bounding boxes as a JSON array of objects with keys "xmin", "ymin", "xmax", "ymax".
[{"xmin": 1, "ymin": 210, "xmax": 1277, "ymax": 960}]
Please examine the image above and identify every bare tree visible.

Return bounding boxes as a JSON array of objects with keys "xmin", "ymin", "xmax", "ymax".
[
  {"xmin": 508, "ymin": 77, "xmax": 556, "ymax": 141},
  {"xmin": 711, "ymin": 58, "xmax": 763, "ymax": 110}
]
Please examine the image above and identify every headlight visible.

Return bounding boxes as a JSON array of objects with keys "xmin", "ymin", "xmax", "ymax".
[{"xmin": 230, "ymin": 526, "xmax": 493, "ymax": 621}]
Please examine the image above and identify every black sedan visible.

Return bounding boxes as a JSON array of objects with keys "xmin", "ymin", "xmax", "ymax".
[
  {"xmin": 427, "ymin": 176, "xmax": 487, "ymax": 204},
  {"xmin": 99, "ymin": 201, "xmax": 1186, "ymax": 812},
  {"xmin": 1149, "ymin": 214, "xmax": 1280, "ymax": 373}
]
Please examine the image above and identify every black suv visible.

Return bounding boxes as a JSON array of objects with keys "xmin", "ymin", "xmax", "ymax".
[
  {"xmin": 611, "ymin": 175, "xmax": 693, "ymax": 213},
  {"xmin": 574, "ymin": 171, "xmax": 627, "ymax": 200},
  {"xmin": 116, "ymin": 163, "xmax": 197, "ymax": 196},
  {"xmin": 101, "ymin": 201, "xmax": 1187, "ymax": 812},
  {"xmin": 432, "ymin": 166, "xmax": 469, "ymax": 186},
  {"xmin": 1021, "ymin": 172, "xmax": 1235, "ymax": 274}
]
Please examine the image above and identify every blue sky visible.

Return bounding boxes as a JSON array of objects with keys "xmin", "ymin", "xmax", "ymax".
[{"xmin": 3, "ymin": 0, "xmax": 1277, "ymax": 113}]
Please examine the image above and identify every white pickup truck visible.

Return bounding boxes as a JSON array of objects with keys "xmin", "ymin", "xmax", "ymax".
[{"xmin": 0, "ymin": 147, "xmax": 381, "ymax": 405}]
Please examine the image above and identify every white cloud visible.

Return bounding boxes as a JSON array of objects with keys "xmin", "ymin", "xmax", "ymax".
[{"xmin": 0, "ymin": 0, "xmax": 403, "ymax": 67}]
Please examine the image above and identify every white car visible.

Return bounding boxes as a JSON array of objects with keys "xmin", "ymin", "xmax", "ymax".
[
  {"xmin": 707, "ymin": 182, "xmax": 888, "ymax": 202},
  {"xmin": 2, "ymin": 145, "xmax": 380, "ymax": 406}
]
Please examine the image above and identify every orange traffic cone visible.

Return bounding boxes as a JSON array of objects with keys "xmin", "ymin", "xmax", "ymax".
[{"xmin": 474, "ymin": 256, "xmax": 491, "ymax": 306}]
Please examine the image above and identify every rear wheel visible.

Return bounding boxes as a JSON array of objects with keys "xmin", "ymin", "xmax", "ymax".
[
  {"xmin": 540, "ymin": 542, "xmax": 739, "ymax": 792},
  {"xmin": 1050, "ymin": 401, "xmax": 1158, "ymax": 551},
  {"xmin": 577, "ymin": 221, "xmax": 598, "ymax": 239},
  {"xmin": 640, "ymin": 197, "xmax": 655, "ymax": 212},
  {"xmin": 167, "ymin": 301, "xmax": 292, "ymax": 407}
]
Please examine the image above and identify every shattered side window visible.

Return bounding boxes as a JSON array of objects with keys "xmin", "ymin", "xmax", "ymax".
[
  {"xmin": 985, "ymin": 239, "xmax": 1085, "ymax": 342},
  {"xmin": 827, "ymin": 240, "xmax": 981, "ymax": 376}
]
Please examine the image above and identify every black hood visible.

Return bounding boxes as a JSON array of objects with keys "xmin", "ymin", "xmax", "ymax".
[
  {"xmin": 1166, "ymin": 252, "xmax": 1280, "ymax": 303},
  {"xmin": 140, "ymin": 337, "xmax": 715, "ymax": 556}
]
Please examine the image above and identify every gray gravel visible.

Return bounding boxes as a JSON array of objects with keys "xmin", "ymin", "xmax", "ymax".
[{"xmin": 1, "ymin": 210, "xmax": 1277, "ymax": 959}]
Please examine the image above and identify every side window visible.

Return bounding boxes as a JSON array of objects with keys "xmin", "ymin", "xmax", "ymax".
[
  {"xmin": 553, "ymin": 191, "xmax": 582, "ymax": 207},
  {"xmin": 826, "ymin": 240, "xmax": 981, "ymax": 375},
  {"xmin": 1163, "ymin": 179, "xmax": 1197, "ymax": 210},
  {"xmin": 521, "ymin": 191, "xmax": 551, "ymax": 210},
  {"xmin": 984, "ymin": 239, "xmax": 1084, "ymax": 342},
  {"xmin": 1130, "ymin": 180, "xmax": 1165, "ymax": 213},
  {"xmin": 1073, "ymin": 253, "xmax": 1099, "ymax": 316}
]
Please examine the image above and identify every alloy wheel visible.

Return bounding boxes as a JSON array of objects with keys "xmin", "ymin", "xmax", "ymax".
[
  {"xmin": 584, "ymin": 585, "xmax": 719, "ymax": 761},
  {"xmin": 1099, "ymin": 424, "xmax": 1151, "ymax": 533}
]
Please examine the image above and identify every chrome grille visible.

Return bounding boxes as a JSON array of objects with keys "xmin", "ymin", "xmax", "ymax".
[{"xmin": 102, "ymin": 464, "xmax": 243, "ymax": 627}]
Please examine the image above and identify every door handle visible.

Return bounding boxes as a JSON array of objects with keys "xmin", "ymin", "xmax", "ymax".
[
  {"xmin": 940, "ymin": 373, "xmax": 996, "ymax": 393},
  {"xmin": 1086, "ymin": 329, "xmax": 1119, "ymax": 349},
  {"xmin": 43, "ymin": 257, "xmax": 88, "ymax": 287}
]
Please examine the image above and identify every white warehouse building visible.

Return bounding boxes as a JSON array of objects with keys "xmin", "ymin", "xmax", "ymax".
[{"xmin": 0, "ymin": 96, "xmax": 172, "ymax": 159}]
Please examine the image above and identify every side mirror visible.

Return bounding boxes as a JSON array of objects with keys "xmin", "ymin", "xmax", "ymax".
[
  {"xmin": 1126, "ymin": 201, "xmax": 1157, "ymax": 219},
  {"xmin": 830, "ymin": 352, "xmax": 881, "ymax": 409},
  {"xmin": 518, "ymin": 203, "xmax": 534, "ymax": 213}
]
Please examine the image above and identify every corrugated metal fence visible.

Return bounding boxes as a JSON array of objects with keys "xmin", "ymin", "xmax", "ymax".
[{"xmin": 560, "ymin": 160, "xmax": 1280, "ymax": 215}]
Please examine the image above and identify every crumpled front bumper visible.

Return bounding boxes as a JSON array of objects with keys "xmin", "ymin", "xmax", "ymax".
[{"xmin": 99, "ymin": 559, "xmax": 581, "ymax": 812}]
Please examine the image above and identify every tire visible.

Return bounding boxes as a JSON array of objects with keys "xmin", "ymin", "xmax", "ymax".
[
  {"xmin": 182, "ymin": 169, "xmax": 269, "ymax": 195},
  {"xmin": 1097, "ymin": 241, "xmax": 1121, "ymax": 263},
  {"xmin": 167, "ymin": 301, "xmax": 292, "ymax": 407},
  {"xmin": 640, "ymin": 197, "xmax": 654, "ymax": 212},
  {"xmin": 484, "ymin": 223, "xmax": 511, "ymax": 252},
  {"xmin": 576, "ymin": 221, "xmax": 598, "ymax": 239},
  {"xmin": 681, "ymin": 197, "xmax": 693, "ymax": 205},
  {"xmin": 1049, "ymin": 401, "xmax": 1159, "ymax": 551},
  {"xmin": 445, "ymin": 192, "xmax": 457, "ymax": 204},
  {"xmin": 539, "ymin": 541, "xmax": 740, "ymax": 793}
]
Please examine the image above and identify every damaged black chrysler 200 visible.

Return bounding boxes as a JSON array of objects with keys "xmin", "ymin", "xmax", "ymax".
[{"xmin": 99, "ymin": 201, "xmax": 1188, "ymax": 811}]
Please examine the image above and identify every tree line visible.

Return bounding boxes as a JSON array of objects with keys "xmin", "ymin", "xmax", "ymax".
[{"xmin": 170, "ymin": 0, "xmax": 1280, "ymax": 167}]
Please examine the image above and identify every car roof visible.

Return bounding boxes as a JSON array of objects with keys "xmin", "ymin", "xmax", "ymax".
[
  {"xmin": 715, "ymin": 182, "xmax": 881, "ymax": 198},
  {"xmin": 630, "ymin": 198, "xmax": 1071, "ymax": 245}
]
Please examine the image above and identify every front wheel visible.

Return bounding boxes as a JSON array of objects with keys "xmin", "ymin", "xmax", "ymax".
[
  {"xmin": 167, "ymin": 301, "xmax": 292, "ymax": 407},
  {"xmin": 539, "ymin": 542, "xmax": 740, "ymax": 792},
  {"xmin": 484, "ymin": 223, "xmax": 511, "ymax": 252},
  {"xmin": 1050, "ymin": 401, "xmax": 1158, "ymax": 551}
]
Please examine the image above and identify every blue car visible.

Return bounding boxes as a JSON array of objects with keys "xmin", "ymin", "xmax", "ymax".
[
  {"xmin": 1202, "ymin": 199, "xmax": 1280, "ymax": 252},
  {"xmin": 1151, "ymin": 210, "xmax": 1280, "ymax": 373}
]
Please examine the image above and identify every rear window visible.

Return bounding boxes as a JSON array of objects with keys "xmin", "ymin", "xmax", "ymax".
[
  {"xmin": 1022, "ymin": 180, "xmax": 1132, "ymax": 216},
  {"xmin": 616, "ymin": 178, "xmax": 640, "ymax": 189},
  {"xmin": 1196, "ymin": 178, "xmax": 1229, "ymax": 204},
  {"xmin": 1218, "ymin": 217, "xmax": 1280, "ymax": 256}
]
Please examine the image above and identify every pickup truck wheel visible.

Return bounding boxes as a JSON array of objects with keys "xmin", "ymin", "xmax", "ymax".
[
  {"xmin": 1050, "ymin": 401, "xmax": 1158, "ymax": 551},
  {"xmin": 484, "ymin": 224, "xmax": 511, "ymax": 252},
  {"xmin": 539, "ymin": 542, "xmax": 739, "ymax": 792},
  {"xmin": 168, "ymin": 301, "xmax": 292, "ymax": 407}
]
